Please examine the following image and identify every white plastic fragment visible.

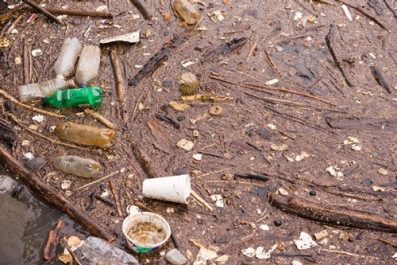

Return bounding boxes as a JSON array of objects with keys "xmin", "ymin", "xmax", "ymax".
[
  {"xmin": 177, "ymin": 139, "xmax": 195, "ymax": 151},
  {"xmin": 326, "ymin": 166, "xmax": 344, "ymax": 179},
  {"xmin": 270, "ymin": 144, "xmax": 288, "ymax": 151},
  {"xmin": 100, "ymin": 31, "xmax": 140, "ymax": 44},
  {"xmin": 96, "ymin": 5, "xmax": 108, "ymax": 12},
  {"xmin": 292, "ymin": 260, "xmax": 303, "ymax": 265},
  {"xmin": 210, "ymin": 194, "xmax": 224, "ymax": 208},
  {"xmin": 341, "ymin": 5, "xmax": 353, "ymax": 21},
  {"xmin": 255, "ymin": 244, "xmax": 277, "ymax": 259},
  {"xmin": 241, "ymin": 247, "xmax": 256, "ymax": 258},
  {"xmin": 23, "ymin": 152, "xmax": 34, "ymax": 160},
  {"xmin": 31, "ymin": 49, "xmax": 43, "ymax": 57},
  {"xmin": 265, "ymin": 79, "xmax": 279, "ymax": 86},
  {"xmin": 293, "ymin": 12, "xmax": 303, "ymax": 21},
  {"xmin": 32, "ymin": 114, "xmax": 45, "ymax": 123},
  {"xmin": 259, "ymin": 224, "xmax": 270, "ymax": 231},
  {"xmin": 378, "ymin": 168, "xmax": 388, "ymax": 176},
  {"xmin": 293, "ymin": 232, "xmax": 317, "ymax": 250},
  {"xmin": 278, "ymin": 187, "xmax": 289, "ymax": 196},
  {"xmin": 392, "ymin": 252, "xmax": 397, "ymax": 260},
  {"xmin": 193, "ymin": 247, "xmax": 218, "ymax": 265},
  {"xmin": 295, "ymin": 151, "xmax": 309, "ymax": 162},
  {"xmin": 181, "ymin": 59, "xmax": 197, "ymax": 68},
  {"xmin": 192, "ymin": 153, "xmax": 203, "ymax": 161}
]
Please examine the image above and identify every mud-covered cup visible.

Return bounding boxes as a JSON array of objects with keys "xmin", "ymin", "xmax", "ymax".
[{"xmin": 122, "ymin": 211, "xmax": 171, "ymax": 254}]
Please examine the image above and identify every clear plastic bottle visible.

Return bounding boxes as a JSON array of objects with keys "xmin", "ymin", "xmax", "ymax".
[
  {"xmin": 54, "ymin": 37, "xmax": 82, "ymax": 78},
  {"xmin": 73, "ymin": 237, "xmax": 139, "ymax": 265},
  {"xmin": 18, "ymin": 76, "xmax": 75, "ymax": 102},
  {"xmin": 54, "ymin": 122, "xmax": 115, "ymax": 148},
  {"xmin": 53, "ymin": 155, "xmax": 101, "ymax": 178},
  {"xmin": 75, "ymin": 46, "xmax": 101, "ymax": 87},
  {"xmin": 173, "ymin": 0, "xmax": 201, "ymax": 25}
]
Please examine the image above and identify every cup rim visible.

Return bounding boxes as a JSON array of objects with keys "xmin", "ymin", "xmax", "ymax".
[{"xmin": 122, "ymin": 212, "xmax": 171, "ymax": 249}]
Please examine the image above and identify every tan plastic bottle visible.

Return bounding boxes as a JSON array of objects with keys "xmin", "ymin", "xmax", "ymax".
[
  {"xmin": 173, "ymin": 0, "xmax": 201, "ymax": 25},
  {"xmin": 54, "ymin": 122, "xmax": 115, "ymax": 148},
  {"xmin": 18, "ymin": 76, "xmax": 75, "ymax": 102},
  {"xmin": 75, "ymin": 46, "xmax": 101, "ymax": 87},
  {"xmin": 53, "ymin": 155, "xmax": 101, "ymax": 178}
]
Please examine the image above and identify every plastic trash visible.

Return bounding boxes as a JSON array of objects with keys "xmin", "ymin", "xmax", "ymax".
[
  {"xmin": 142, "ymin": 174, "xmax": 191, "ymax": 204},
  {"xmin": 173, "ymin": 0, "xmax": 201, "ymax": 25},
  {"xmin": 75, "ymin": 45, "xmax": 101, "ymax": 86},
  {"xmin": 42, "ymin": 86, "xmax": 103, "ymax": 109},
  {"xmin": 122, "ymin": 212, "xmax": 171, "ymax": 254},
  {"xmin": 0, "ymin": 175, "xmax": 16, "ymax": 193},
  {"xmin": 72, "ymin": 236, "xmax": 139, "ymax": 265},
  {"xmin": 54, "ymin": 37, "xmax": 82, "ymax": 78},
  {"xmin": 54, "ymin": 122, "xmax": 115, "ymax": 148},
  {"xmin": 166, "ymin": 248, "xmax": 188, "ymax": 265},
  {"xmin": 53, "ymin": 155, "xmax": 101, "ymax": 178},
  {"xmin": 18, "ymin": 76, "xmax": 75, "ymax": 102}
]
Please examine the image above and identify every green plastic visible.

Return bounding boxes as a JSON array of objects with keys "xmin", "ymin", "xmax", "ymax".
[{"xmin": 42, "ymin": 87, "xmax": 103, "ymax": 109}]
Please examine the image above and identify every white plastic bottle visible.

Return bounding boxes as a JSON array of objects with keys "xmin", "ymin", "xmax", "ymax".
[
  {"xmin": 75, "ymin": 46, "xmax": 101, "ymax": 87},
  {"xmin": 54, "ymin": 37, "xmax": 82, "ymax": 78},
  {"xmin": 18, "ymin": 76, "xmax": 75, "ymax": 102}
]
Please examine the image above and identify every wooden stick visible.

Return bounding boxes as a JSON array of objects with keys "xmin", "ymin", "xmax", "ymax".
[
  {"xmin": 318, "ymin": 248, "xmax": 379, "ymax": 260},
  {"xmin": 0, "ymin": 89, "xmax": 64, "ymax": 118},
  {"xmin": 23, "ymin": 41, "xmax": 30, "ymax": 84},
  {"xmin": 74, "ymin": 170, "xmax": 120, "ymax": 191},
  {"xmin": 7, "ymin": 113, "xmax": 87, "ymax": 151},
  {"xmin": 244, "ymin": 83, "xmax": 336, "ymax": 107},
  {"xmin": 269, "ymin": 192, "xmax": 397, "ymax": 232},
  {"xmin": 129, "ymin": 0, "xmax": 152, "ymax": 20},
  {"xmin": 110, "ymin": 50, "xmax": 127, "ymax": 122},
  {"xmin": 0, "ymin": 145, "xmax": 115, "ymax": 242},
  {"xmin": 22, "ymin": 0, "xmax": 63, "ymax": 24},
  {"xmin": 108, "ymin": 180, "xmax": 123, "ymax": 217},
  {"xmin": 5, "ymin": 14, "xmax": 23, "ymax": 35},
  {"xmin": 84, "ymin": 109, "xmax": 116, "ymax": 129},
  {"xmin": 45, "ymin": 7, "xmax": 113, "ymax": 18},
  {"xmin": 191, "ymin": 190, "xmax": 213, "ymax": 212}
]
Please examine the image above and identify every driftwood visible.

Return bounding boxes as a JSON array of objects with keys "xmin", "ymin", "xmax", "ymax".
[
  {"xmin": 0, "ymin": 145, "xmax": 116, "ymax": 242},
  {"xmin": 201, "ymin": 37, "xmax": 247, "ymax": 62},
  {"xmin": 110, "ymin": 50, "xmax": 127, "ymax": 122},
  {"xmin": 269, "ymin": 192, "xmax": 397, "ymax": 233},
  {"xmin": 43, "ymin": 219, "xmax": 64, "ymax": 261},
  {"xmin": 45, "ymin": 7, "xmax": 113, "ymax": 18}
]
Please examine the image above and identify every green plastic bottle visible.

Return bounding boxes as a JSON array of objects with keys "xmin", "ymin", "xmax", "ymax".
[{"xmin": 42, "ymin": 87, "xmax": 103, "ymax": 109}]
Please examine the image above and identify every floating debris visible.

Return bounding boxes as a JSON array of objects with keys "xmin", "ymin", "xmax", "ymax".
[{"xmin": 293, "ymin": 232, "xmax": 317, "ymax": 250}]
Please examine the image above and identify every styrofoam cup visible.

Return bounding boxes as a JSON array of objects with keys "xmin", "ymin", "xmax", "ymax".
[{"xmin": 142, "ymin": 174, "xmax": 191, "ymax": 204}]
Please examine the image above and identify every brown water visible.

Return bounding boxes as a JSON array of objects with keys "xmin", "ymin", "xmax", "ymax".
[
  {"xmin": 0, "ymin": 174, "xmax": 63, "ymax": 265},
  {"xmin": 128, "ymin": 221, "xmax": 166, "ymax": 247}
]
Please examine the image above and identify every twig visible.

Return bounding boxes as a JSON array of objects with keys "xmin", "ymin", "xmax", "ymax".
[
  {"xmin": 245, "ymin": 83, "xmax": 336, "ymax": 107},
  {"xmin": 378, "ymin": 238, "xmax": 397, "ymax": 248},
  {"xmin": 325, "ymin": 25, "xmax": 353, "ymax": 87},
  {"xmin": 129, "ymin": 0, "xmax": 152, "ymax": 20},
  {"xmin": 44, "ymin": 219, "xmax": 64, "ymax": 261},
  {"xmin": 45, "ymin": 7, "xmax": 113, "ymax": 18},
  {"xmin": 269, "ymin": 192, "xmax": 397, "ymax": 232},
  {"xmin": 171, "ymin": 231, "xmax": 182, "ymax": 250},
  {"xmin": 0, "ymin": 89, "xmax": 64, "ymax": 118},
  {"xmin": 334, "ymin": 0, "xmax": 388, "ymax": 30},
  {"xmin": 318, "ymin": 248, "xmax": 379, "ymax": 260},
  {"xmin": 23, "ymin": 40, "xmax": 30, "ymax": 84},
  {"xmin": 110, "ymin": 50, "xmax": 127, "ymax": 122},
  {"xmin": 22, "ymin": 0, "xmax": 63, "ymax": 24},
  {"xmin": 246, "ymin": 40, "xmax": 257, "ymax": 60},
  {"xmin": 307, "ymin": 72, "xmax": 326, "ymax": 89},
  {"xmin": 108, "ymin": 180, "xmax": 123, "ymax": 217},
  {"xmin": 84, "ymin": 109, "xmax": 116, "ymax": 129},
  {"xmin": 74, "ymin": 170, "xmax": 120, "ymax": 191},
  {"xmin": 370, "ymin": 65, "xmax": 392, "ymax": 94},
  {"xmin": 5, "ymin": 14, "xmax": 23, "ymax": 35},
  {"xmin": 191, "ymin": 190, "xmax": 213, "ymax": 212},
  {"xmin": 7, "ymin": 113, "xmax": 87, "ymax": 151}
]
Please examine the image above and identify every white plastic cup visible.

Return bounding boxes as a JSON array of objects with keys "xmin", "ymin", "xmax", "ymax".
[
  {"xmin": 122, "ymin": 212, "xmax": 171, "ymax": 254},
  {"xmin": 142, "ymin": 174, "xmax": 191, "ymax": 204}
]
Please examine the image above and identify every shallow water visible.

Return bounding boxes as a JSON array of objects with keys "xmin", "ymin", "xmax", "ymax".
[{"xmin": 0, "ymin": 175, "xmax": 62, "ymax": 265}]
